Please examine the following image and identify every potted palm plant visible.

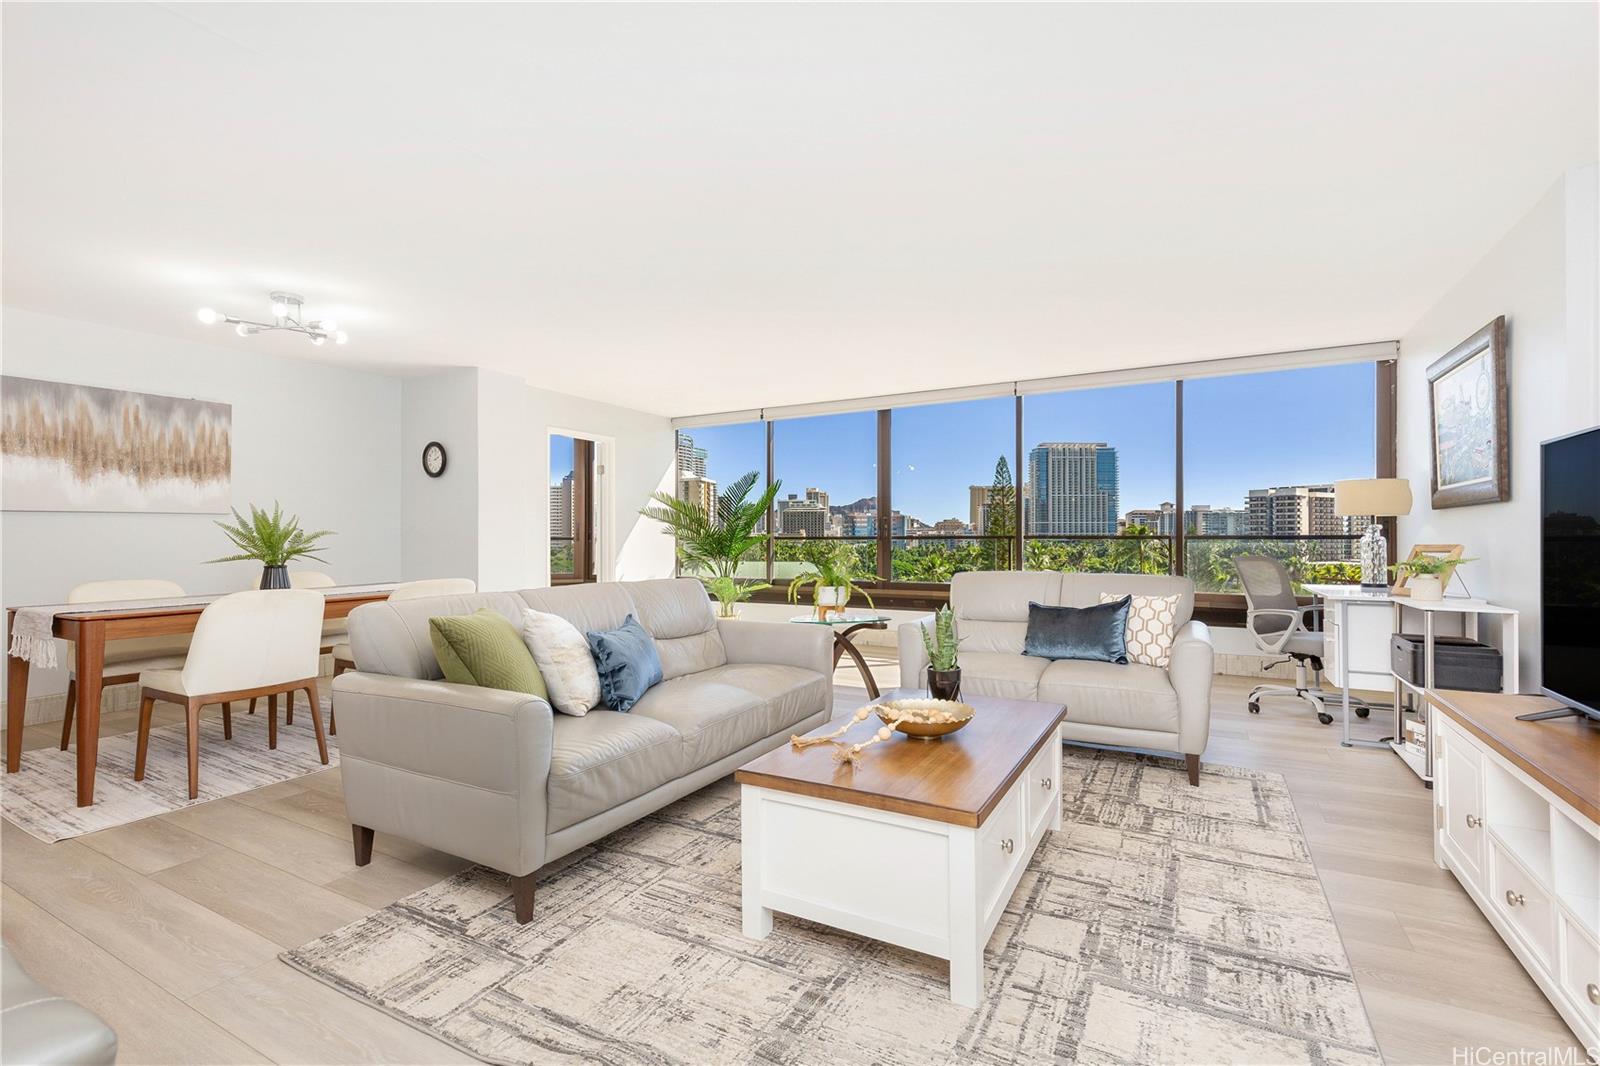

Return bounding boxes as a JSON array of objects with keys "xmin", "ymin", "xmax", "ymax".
[
  {"xmin": 208, "ymin": 502, "xmax": 334, "ymax": 588},
  {"xmin": 920, "ymin": 604, "xmax": 963, "ymax": 700},
  {"xmin": 640, "ymin": 471, "xmax": 780, "ymax": 618},
  {"xmin": 787, "ymin": 540, "xmax": 875, "ymax": 620}
]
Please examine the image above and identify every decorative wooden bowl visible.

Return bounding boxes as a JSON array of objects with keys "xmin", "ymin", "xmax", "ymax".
[{"xmin": 876, "ymin": 698, "xmax": 976, "ymax": 739}]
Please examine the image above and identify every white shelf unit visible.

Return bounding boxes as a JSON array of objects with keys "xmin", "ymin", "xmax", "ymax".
[{"xmin": 1434, "ymin": 713, "xmax": 1600, "ymax": 1048}]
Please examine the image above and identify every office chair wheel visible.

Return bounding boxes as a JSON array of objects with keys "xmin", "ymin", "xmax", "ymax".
[
  {"xmin": 1248, "ymin": 700, "xmax": 1260, "ymax": 715},
  {"xmin": 1317, "ymin": 712, "xmax": 1334, "ymax": 725},
  {"xmin": 1355, "ymin": 707, "xmax": 1370, "ymax": 718}
]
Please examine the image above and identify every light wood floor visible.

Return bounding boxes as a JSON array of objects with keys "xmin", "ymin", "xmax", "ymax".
[{"xmin": 0, "ymin": 666, "xmax": 1584, "ymax": 1065}]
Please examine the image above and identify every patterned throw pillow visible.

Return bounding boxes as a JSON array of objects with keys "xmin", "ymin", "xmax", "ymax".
[
  {"xmin": 429, "ymin": 610, "xmax": 548, "ymax": 698},
  {"xmin": 1099, "ymin": 592, "xmax": 1181, "ymax": 668},
  {"xmin": 521, "ymin": 608, "xmax": 602, "ymax": 716}
]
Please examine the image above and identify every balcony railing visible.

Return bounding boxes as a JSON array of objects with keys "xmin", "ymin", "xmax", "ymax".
[
  {"xmin": 1184, "ymin": 534, "xmax": 1361, "ymax": 593},
  {"xmin": 550, "ymin": 536, "xmax": 575, "ymax": 578}
]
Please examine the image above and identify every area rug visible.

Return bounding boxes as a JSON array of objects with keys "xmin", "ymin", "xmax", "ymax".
[
  {"xmin": 283, "ymin": 749, "xmax": 1382, "ymax": 1066},
  {"xmin": 3, "ymin": 694, "xmax": 337, "ymax": 843}
]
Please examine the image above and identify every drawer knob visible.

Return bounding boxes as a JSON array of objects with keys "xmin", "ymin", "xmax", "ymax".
[
  {"xmin": 1465, "ymin": 814, "xmax": 1482, "ymax": 829},
  {"xmin": 999, "ymin": 838, "xmax": 1014, "ymax": 854},
  {"xmin": 1040, "ymin": 776, "xmax": 1053, "ymax": 791},
  {"xmin": 1504, "ymin": 889, "xmax": 1525, "ymax": 907},
  {"xmin": 1588, "ymin": 983, "xmax": 1600, "ymax": 1006}
]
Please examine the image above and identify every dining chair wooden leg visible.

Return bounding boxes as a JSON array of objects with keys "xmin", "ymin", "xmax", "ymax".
[
  {"xmin": 329, "ymin": 704, "xmax": 336, "ymax": 736},
  {"xmin": 285, "ymin": 688, "xmax": 294, "ymax": 726},
  {"xmin": 58, "ymin": 678, "xmax": 77, "ymax": 750},
  {"xmin": 185, "ymin": 697, "xmax": 201, "ymax": 800},
  {"xmin": 248, "ymin": 697, "xmax": 256, "ymax": 715},
  {"xmin": 221, "ymin": 701, "xmax": 233, "ymax": 740},
  {"xmin": 304, "ymin": 681, "xmax": 328, "ymax": 764},
  {"xmin": 133, "ymin": 693, "xmax": 156, "ymax": 780},
  {"xmin": 267, "ymin": 693, "xmax": 278, "ymax": 750}
]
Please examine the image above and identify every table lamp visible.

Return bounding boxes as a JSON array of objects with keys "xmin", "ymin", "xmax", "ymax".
[{"xmin": 1334, "ymin": 478, "xmax": 1413, "ymax": 590}]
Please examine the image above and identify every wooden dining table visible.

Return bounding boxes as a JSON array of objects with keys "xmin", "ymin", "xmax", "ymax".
[{"xmin": 5, "ymin": 586, "xmax": 394, "ymax": 807}]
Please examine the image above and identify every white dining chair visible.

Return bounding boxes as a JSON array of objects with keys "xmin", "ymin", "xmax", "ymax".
[
  {"xmin": 325, "ymin": 577, "xmax": 476, "ymax": 735},
  {"xmin": 59, "ymin": 579, "xmax": 191, "ymax": 751},
  {"xmin": 246, "ymin": 571, "xmax": 338, "ymax": 727},
  {"xmin": 134, "ymin": 589, "xmax": 327, "ymax": 800}
]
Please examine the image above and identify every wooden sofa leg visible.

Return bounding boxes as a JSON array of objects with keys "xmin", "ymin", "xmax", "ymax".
[
  {"xmin": 1185, "ymin": 753, "xmax": 1201, "ymax": 786},
  {"xmin": 352, "ymin": 825, "xmax": 374, "ymax": 866},
  {"xmin": 511, "ymin": 873, "xmax": 536, "ymax": 924}
]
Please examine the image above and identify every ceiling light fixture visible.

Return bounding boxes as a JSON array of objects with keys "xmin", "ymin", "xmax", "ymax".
[{"xmin": 198, "ymin": 291, "xmax": 349, "ymax": 345}]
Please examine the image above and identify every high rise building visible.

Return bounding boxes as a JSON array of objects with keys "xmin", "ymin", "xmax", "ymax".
[
  {"xmin": 1245, "ymin": 485, "xmax": 1341, "ymax": 537},
  {"xmin": 1124, "ymin": 501, "xmax": 1176, "ymax": 535},
  {"xmin": 969, "ymin": 485, "xmax": 990, "ymax": 534},
  {"xmin": 1026, "ymin": 443, "xmax": 1120, "ymax": 535},
  {"xmin": 678, "ymin": 475, "xmax": 717, "ymax": 516},
  {"xmin": 779, "ymin": 503, "xmax": 827, "ymax": 538},
  {"xmin": 549, "ymin": 474, "xmax": 575, "ymax": 539},
  {"xmin": 675, "ymin": 434, "xmax": 707, "ymax": 479},
  {"xmin": 1185, "ymin": 504, "xmax": 1250, "ymax": 535}
]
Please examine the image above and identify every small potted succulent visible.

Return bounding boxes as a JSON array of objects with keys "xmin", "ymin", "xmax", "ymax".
[
  {"xmin": 920, "ymin": 604, "xmax": 964, "ymax": 700},
  {"xmin": 1391, "ymin": 555, "xmax": 1473, "ymax": 602},
  {"xmin": 208, "ymin": 502, "xmax": 334, "ymax": 588},
  {"xmin": 787, "ymin": 541, "xmax": 875, "ymax": 620}
]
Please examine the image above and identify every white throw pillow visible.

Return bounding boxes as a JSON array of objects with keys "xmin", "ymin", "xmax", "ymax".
[
  {"xmin": 1100, "ymin": 592, "xmax": 1181, "ymax": 668},
  {"xmin": 521, "ymin": 608, "xmax": 601, "ymax": 716}
]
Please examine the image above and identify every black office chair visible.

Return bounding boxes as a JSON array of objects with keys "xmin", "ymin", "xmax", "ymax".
[{"xmin": 1235, "ymin": 555, "xmax": 1371, "ymax": 726}]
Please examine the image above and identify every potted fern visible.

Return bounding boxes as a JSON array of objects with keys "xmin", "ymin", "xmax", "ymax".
[
  {"xmin": 787, "ymin": 540, "xmax": 875, "ymax": 620},
  {"xmin": 208, "ymin": 502, "xmax": 334, "ymax": 589},
  {"xmin": 921, "ymin": 604, "xmax": 963, "ymax": 700},
  {"xmin": 640, "ymin": 471, "xmax": 780, "ymax": 618}
]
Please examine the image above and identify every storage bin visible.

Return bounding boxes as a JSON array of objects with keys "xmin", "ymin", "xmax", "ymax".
[{"xmin": 1390, "ymin": 633, "xmax": 1502, "ymax": 692}]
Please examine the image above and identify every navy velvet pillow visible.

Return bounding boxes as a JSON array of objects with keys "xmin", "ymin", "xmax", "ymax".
[
  {"xmin": 1023, "ymin": 598, "xmax": 1131, "ymax": 664},
  {"xmin": 585, "ymin": 615, "xmax": 663, "ymax": 712}
]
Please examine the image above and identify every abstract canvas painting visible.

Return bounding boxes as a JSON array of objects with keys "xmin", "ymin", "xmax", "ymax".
[
  {"xmin": 1, "ymin": 376, "xmax": 231, "ymax": 513},
  {"xmin": 1427, "ymin": 316, "xmax": 1509, "ymax": 509}
]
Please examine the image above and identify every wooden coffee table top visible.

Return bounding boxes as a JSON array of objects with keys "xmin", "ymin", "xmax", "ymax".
[{"xmin": 735, "ymin": 689, "xmax": 1067, "ymax": 828}]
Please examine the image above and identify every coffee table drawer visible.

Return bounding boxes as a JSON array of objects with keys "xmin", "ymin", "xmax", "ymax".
[
  {"xmin": 978, "ymin": 784, "xmax": 1025, "ymax": 918},
  {"xmin": 1026, "ymin": 738, "xmax": 1060, "ymax": 839},
  {"xmin": 1489, "ymin": 838, "xmax": 1555, "ymax": 965}
]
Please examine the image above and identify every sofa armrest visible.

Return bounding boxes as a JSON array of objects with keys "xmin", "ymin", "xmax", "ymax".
[
  {"xmin": 1168, "ymin": 620, "xmax": 1215, "ymax": 756},
  {"xmin": 332, "ymin": 672, "xmax": 554, "ymax": 875},
  {"xmin": 716, "ymin": 618, "xmax": 834, "ymax": 680},
  {"xmin": 897, "ymin": 614, "xmax": 936, "ymax": 686}
]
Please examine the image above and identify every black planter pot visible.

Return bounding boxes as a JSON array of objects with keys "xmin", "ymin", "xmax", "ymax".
[
  {"xmin": 259, "ymin": 564, "xmax": 290, "ymax": 590},
  {"xmin": 927, "ymin": 666, "xmax": 962, "ymax": 701}
]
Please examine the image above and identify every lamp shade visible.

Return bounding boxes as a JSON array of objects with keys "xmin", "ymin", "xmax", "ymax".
[{"xmin": 1334, "ymin": 478, "xmax": 1413, "ymax": 517}]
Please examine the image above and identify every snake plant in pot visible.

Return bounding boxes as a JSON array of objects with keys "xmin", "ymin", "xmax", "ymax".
[
  {"xmin": 921, "ymin": 604, "xmax": 963, "ymax": 700},
  {"xmin": 640, "ymin": 471, "xmax": 781, "ymax": 618},
  {"xmin": 207, "ymin": 502, "xmax": 334, "ymax": 588}
]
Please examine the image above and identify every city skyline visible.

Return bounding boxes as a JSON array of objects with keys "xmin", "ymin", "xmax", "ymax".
[{"xmin": 667, "ymin": 362, "xmax": 1376, "ymax": 533}]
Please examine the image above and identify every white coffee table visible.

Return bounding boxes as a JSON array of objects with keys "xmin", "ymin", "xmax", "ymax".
[{"xmin": 734, "ymin": 690, "xmax": 1066, "ymax": 1007}]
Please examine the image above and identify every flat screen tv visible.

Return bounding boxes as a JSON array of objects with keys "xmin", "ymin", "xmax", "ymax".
[{"xmin": 1528, "ymin": 426, "xmax": 1600, "ymax": 723}]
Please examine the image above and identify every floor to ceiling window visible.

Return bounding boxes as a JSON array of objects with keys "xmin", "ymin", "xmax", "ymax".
[
  {"xmin": 549, "ymin": 433, "xmax": 597, "ymax": 584},
  {"xmin": 770, "ymin": 411, "xmax": 877, "ymax": 586}
]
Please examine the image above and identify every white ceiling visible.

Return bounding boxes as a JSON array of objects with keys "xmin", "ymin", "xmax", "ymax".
[{"xmin": 4, "ymin": 3, "xmax": 1595, "ymax": 417}]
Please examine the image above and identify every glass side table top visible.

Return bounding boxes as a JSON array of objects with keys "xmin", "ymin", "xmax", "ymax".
[{"xmin": 788, "ymin": 613, "xmax": 891, "ymax": 626}]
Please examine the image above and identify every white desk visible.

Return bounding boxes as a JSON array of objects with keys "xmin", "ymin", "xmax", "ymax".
[{"xmin": 1301, "ymin": 584, "xmax": 1520, "ymax": 782}]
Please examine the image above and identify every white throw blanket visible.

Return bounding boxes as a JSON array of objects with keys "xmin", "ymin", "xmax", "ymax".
[{"xmin": 6, "ymin": 584, "xmax": 398, "ymax": 670}]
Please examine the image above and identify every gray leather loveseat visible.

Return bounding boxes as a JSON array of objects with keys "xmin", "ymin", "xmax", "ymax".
[
  {"xmin": 898, "ymin": 571, "xmax": 1214, "ymax": 783},
  {"xmin": 333, "ymin": 578, "xmax": 833, "ymax": 922}
]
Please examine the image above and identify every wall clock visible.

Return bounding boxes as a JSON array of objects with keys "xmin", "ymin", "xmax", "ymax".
[{"xmin": 422, "ymin": 441, "xmax": 447, "ymax": 478}]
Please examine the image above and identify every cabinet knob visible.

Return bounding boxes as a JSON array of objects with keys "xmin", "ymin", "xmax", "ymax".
[
  {"xmin": 1503, "ymin": 889, "xmax": 1525, "ymax": 907},
  {"xmin": 999, "ymin": 838, "xmax": 1014, "ymax": 854},
  {"xmin": 1465, "ymin": 814, "xmax": 1482, "ymax": 829},
  {"xmin": 1040, "ymin": 776, "xmax": 1052, "ymax": 791},
  {"xmin": 1588, "ymin": 983, "xmax": 1600, "ymax": 1006}
]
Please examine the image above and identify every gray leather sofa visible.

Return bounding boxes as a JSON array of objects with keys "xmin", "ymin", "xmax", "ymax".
[
  {"xmin": 1, "ymin": 944, "xmax": 117, "ymax": 1065},
  {"xmin": 898, "ymin": 571, "xmax": 1214, "ymax": 784},
  {"xmin": 333, "ymin": 578, "xmax": 833, "ymax": 922}
]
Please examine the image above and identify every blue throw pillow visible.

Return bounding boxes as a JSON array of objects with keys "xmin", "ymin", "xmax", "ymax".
[
  {"xmin": 1023, "ymin": 598, "xmax": 1131, "ymax": 664},
  {"xmin": 585, "ymin": 615, "xmax": 664, "ymax": 712}
]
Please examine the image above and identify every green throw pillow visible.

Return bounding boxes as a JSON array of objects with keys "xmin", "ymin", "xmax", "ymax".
[{"xmin": 429, "ymin": 610, "xmax": 548, "ymax": 698}]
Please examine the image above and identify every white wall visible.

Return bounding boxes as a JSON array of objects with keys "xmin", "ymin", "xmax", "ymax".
[
  {"xmin": 1397, "ymin": 165, "xmax": 1600, "ymax": 688},
  {"xmin": 1, "ymin": 308, "xmax": 403, "ymax": 709},
  {"xmin": 400, "ymin": 368, "xmax": 481, "ymax": 582}
]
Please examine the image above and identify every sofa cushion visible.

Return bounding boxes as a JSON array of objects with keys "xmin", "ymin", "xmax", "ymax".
[
  {"xmin": 1037, "ymin": 659, "xmax": 1179, "ymax": 732},
  {"xmin": 429, "ymin": 609, "xmax": 547, "ymax": 698},
  {"xmin": 1023, "ymin": 598, "xmax": 1130, "ymax": 664},
  {"xmin": 952, "ymin": 651, "xmax": 1050, "ymax": 700},
  {"xmin": 547, "ymin": 712, "xmax": 685, "ymax": 831},
  {"xmin": 522, "ymin": 583, "xmax": 638, "ymax": 640},
  {"xmin": 585, "ymin": 615, "xmax": 663, "ymax": 712},
  {"xmin": 348, "ymin": 591, "xmax": 531, "ymax": 680},
  {"xmin": 951, "ymin": 571, "xmax": 1063, "ymax": 654},
  {"xmin": 623, "ymin": 578, "xmax": 727, "ymax": 680},
  {"xmin": 1060, "ymin": 572, "xmax": 1193, "ymax": 628},
  {"xmin": 522, "ymin": 609, "xmax": 602, "ymax": 716},
  {"xmin": 631, "ymin": 663, "xmax": 827, "ymax": 767}
]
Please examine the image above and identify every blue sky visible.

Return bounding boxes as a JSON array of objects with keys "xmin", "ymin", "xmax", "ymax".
[{"xmin": 574, "ymin": 363, "xmax": 1376, "ymax": 523}]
